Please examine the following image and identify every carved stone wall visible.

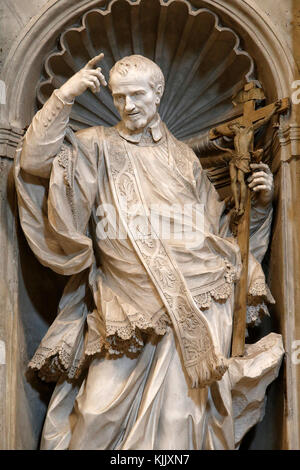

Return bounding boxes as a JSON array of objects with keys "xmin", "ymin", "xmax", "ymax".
[
  {"xmin": 0, "ymin": 0, "xmax": 49, "ymax": 74},
  {"xmin": 0, "ymin": 0, "xmax": 299, "ymax": 450}
]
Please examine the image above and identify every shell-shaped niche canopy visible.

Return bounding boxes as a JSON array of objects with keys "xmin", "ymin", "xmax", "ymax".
[{"xmin": 37, "ymin": 0, "xmax": 256, "ymax": 142}]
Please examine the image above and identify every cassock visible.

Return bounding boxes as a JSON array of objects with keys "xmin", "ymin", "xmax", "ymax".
[{"xmin": 14, "ymin": 90, "xmax": 284, "ymax": 450}]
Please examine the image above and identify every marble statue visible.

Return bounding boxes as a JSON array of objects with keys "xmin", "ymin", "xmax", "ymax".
[
  {"xmin": 218, "ymin": 104, "xmax": 281, "ymax": 217},
  {"xmin": 14, "ymin": 53, "xmax": 284, "ymax": 450}
]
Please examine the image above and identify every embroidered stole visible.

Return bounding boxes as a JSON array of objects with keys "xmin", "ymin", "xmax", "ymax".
[{"xmin": 100, "ymin": 126, "xmax": 228, "ymax": 388}]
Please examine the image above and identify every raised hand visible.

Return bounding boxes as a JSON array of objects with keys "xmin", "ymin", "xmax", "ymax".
[
  {"xmin": 58, "ymin": 53, "xmax": 107, "ymax": 103},
  {"xmin": 247, "ymin": 162, "xmax": 274, "ymax": 205}
]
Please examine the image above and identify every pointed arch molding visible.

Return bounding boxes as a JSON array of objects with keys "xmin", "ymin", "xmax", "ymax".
[{"xmin": 0, "ymin": 0, "xmax": 297, "ymax": 158}]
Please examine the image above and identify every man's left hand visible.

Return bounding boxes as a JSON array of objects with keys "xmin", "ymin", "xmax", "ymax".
[{"xmin": 247, "ymin": 163, "xmax": 274, "ymax": 206}]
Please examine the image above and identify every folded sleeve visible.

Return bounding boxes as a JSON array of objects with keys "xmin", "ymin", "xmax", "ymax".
[
  {"xmin": 15, "ymin": 120, "xmax": 102, "ymax": 275},
  {"xmin": 20, "ymin": 90, "xmax": 73, "ymax": 178}
]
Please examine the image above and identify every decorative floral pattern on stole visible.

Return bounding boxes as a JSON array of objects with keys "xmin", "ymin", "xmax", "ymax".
[{"xmin": 101, "ymin": 126, "xmax": 228, "ymax": 388}]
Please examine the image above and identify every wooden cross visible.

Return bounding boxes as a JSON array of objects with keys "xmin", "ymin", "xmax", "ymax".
[{"xmin": 209, "ymin": 82, "xmax": 289, "ymax": 357}]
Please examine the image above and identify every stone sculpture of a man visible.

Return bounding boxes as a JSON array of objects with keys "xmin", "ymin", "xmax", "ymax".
[{"xmin": 15, "ymin": 53, "xmax": 282, "ymax": 450}]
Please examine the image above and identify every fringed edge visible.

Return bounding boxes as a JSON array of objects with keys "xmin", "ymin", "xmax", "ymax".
[{"xmin": 186, "ymin": 351, "xmax": 229, "ymax": 388}]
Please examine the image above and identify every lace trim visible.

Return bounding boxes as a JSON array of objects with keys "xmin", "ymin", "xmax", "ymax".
[
  {"xmin": 106, "ymin": 333, "xmax": 144, "ymax": 359},
  {"xmin": 247, "ymin": 303, "xmax": 270, "ymax": 327},
  {"xmin": 193, "ymin": 261, "xmax": 238, "ymax": 309},
  {"xmin": 28, "ymin": 312, "xmax": 172, "ymax": 382},
  {"xmin": 248, "ymin": 278, "xmax": 275, "ymax": 305},
  {"xmin": 105, "ymin": 311, "xmax": 172, "ymax": 340},
  {"xmin": 29, "ymin": 272, "xmax": 273, "ymax": 383},
  {"xmin": 103, "ymin": 311, "xmax": 172, "ymax": 359},
  {"xmin": 28, "ymin": 341, "xmax": 84, "ymax": 383},
  {"xmin": 102, "ymin": 126, "xmax": 232, "ymax": 387},
  {"xmin": 85, "ymin": 338, "xmax": 105, "ymax": 357}
]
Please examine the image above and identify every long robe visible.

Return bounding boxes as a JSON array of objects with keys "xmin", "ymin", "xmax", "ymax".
[{"xmin": 14, "ymin": 90, "xmax": 283, "ymax": 450}]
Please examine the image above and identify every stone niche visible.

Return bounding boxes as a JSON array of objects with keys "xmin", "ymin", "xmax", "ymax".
[{"xmin": 0, "ymin": 0, "xmax": 299, "ymax": 449}]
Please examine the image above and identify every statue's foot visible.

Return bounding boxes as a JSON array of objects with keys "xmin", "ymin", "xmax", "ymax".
[{"xmin": 238, "ymin": 208, "xmax": 244, "ymax": 216}]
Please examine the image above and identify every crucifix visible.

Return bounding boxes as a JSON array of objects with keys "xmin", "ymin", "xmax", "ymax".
[{"xmin": 209, "ymin": 82, "xmax": 289, "ymax": 357}]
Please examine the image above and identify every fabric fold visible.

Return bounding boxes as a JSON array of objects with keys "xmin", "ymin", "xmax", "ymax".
[
  {"xmin": 16, "ymin": 122, "xmax": 275, "ymax": 387},
  {"xmin": 101, "ymin": 126, "xmax": 232, "ymax": 388},
  {"xmin": 14, "ymin": 128, "xmax": 98, "ymax": 276}
]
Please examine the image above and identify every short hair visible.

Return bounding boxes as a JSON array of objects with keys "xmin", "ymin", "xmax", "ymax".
[{"xmin": 109, "ymin": 55, "xmax": 165, "ymax": 95}]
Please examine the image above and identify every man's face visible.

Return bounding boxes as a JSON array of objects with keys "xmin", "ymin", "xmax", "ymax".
[{"xmin": 110, "ymin": 70, "xmax": 162, "ymax": 132}]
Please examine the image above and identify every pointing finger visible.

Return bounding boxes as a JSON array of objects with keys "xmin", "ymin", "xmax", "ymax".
[{"xmin": 85, "ymin": 53, "xmax": 104, "ymax": 70}]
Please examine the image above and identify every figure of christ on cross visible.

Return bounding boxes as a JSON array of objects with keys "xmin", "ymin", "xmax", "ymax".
[
  {"xmin": 227, "ymin": 102, "xmax": 280, "ymax": 217},
  {"xmin": 15, "ymin": 54, "xmax": 286, "ymax": 449},
  {"xmin": 210, "ymin": 83, "xmax": 286, "ymax": 218},
  {"xmin": 209, "ymin": 83, "xmax": 289, "ymax": 356}
]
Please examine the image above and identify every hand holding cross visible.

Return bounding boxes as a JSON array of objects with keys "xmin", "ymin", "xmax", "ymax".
[{"xmin": 209, "ymin": 82, "xmax": 289, "ymax": 357}]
